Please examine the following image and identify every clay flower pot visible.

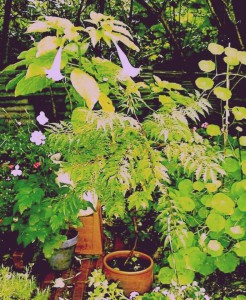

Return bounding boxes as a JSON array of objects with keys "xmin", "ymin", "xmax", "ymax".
[{"xmin": 103, "ymin": 250, "xmax": 154, "ymax": 296}]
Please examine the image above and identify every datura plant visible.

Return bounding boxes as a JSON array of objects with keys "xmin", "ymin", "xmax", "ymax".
[
  {"xmin": 2, "ymin": 12, "xmax": 143, "ymax": 114},
  {"xmin": 2, "ymin": 11, "xmax": 246, "ymax": 290}
]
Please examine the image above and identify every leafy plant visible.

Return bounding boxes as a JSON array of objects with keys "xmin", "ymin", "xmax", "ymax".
[
  {"xmin": 0, "ymin": 266, "xmax": 50, "ymax": 300},
  {"xmin": 87, "ymin": 269, "xmax": 128, "ymax": 300}
]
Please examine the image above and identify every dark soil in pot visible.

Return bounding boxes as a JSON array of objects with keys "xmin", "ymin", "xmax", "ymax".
[{"xmin": 107, "ymin": 255, "xmax": 151, "ymax": 272}]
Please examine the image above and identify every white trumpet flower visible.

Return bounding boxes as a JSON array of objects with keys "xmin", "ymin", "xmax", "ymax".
[
  {"xmin": 113, "ymin": 41, "xmax": 141, "ymax": 78},
  {"xmin": 45, "ymin": 47, "xmax": 64, "ymax": 81}
]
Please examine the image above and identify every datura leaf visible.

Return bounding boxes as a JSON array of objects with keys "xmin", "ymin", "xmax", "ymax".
[
  {"xmin": 98, "ymin": 92, "xmax": 115, "ymax": 112},
  {"xmin": 224, "ymin": 56, "xmax": 240, "ymax": 66},
  {"xmin": 198, "ymin": 60, "xmax": 216, "ymax": 72},
  {"xmin": 238, "ymin": 51, "xmax": 246, "ymax": 65},
  {"xmin": 208, "ymin": 43, "xmax": 224, "ymax": 55},
  {"xmin": 224, "ymin": 47, "xmax": 238, "ymax": 57},
  {"xmin": 206, "ymin": 124, "xmax": 221, "ymax": 136},
  {"xmin": 36, "ymin": 36, "xmax": 59, "ymax": 57},
  {"xmin": 232, "ymin": 106, "xmax": 246, "ymax": 120},
  {"xmin": 26, "ymin": 20, "xmax": 50, "ymax": 33},
  {"xmin": 213, "ymin": 87, "xmax": 232, "ymax": 101},
  {"xmin": 226, "ymin": 225, "xmax": 245, "ymax": 239},
  {"xmin": 70, "ymin": 68, "xmax": 100, "ymax": 109},
  {"xmin": 195, "ymin": 77, "xmax": 214, "ymax": 90}
]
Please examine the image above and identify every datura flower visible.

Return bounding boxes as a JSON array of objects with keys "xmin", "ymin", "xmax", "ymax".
[
  {"xmin": 56, "ymin": 169, "xmax": 74, "ymax": 188},
  {"xmin": 30, "ymin": 131, "xmax": 46, "ymax": 145},
  {"xmin": 36, "ymin": 111, "xmax": 48, "ymax": 125},
  {"xmin": 113, "ymin": 41, "xmax": 141, "ymax": 78},
  {"xmin": 11, "ymin": 165, "xmax": 22, "ymax": 177},
  {"xmin": 45, "ymin": 47, "xmax": 64, "ymax": 81}
]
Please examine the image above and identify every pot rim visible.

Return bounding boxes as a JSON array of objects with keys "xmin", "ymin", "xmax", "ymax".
[{"xmin": 103, "ymin": 250, "xmax": 154, "ymax": 275}]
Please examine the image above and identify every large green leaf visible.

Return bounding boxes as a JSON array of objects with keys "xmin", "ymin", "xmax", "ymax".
[
  {"xmin": 215, "ymin": 253, "xmax": 239, "ymax": 273},
  {"xmin": 207, "ymin": 240, "xmax": 224, "ymax": 257},
  {"xmin": 15, "ymin": 76, "xmax": 52, "ymax": 96},
  {"xmin": 158, "ymin": 267, "xmax": 175, "ymax": 284},
  {"xmin": 213, "ymin": 87, "xmax": 232, "ymax": 101},
  {"xmin": 206, "ymin": 213, "xmax": 226, "ymax": 232},
  {"xmin": 237, "ymin": 192, "xmax": 246, "ymax": 211},
  {"xmin": 198, "ymin": 60, "xmax": 215, "ymax": 72},
  {"xmin": 195, "ymin": 77, "xmax": 214, "ymax": 90},
  {"xmin": 208, "ymin": 43, "xmax": 224, "ymax": 55},
  {"xmin": 211, "ymin": 193, "xmax": 235, "ymax": 215},
  {"xmin": 70, "ymin": 68, "xmax": 100, "ymax": 109},
  {"xmin": 233, "ymin": 241, "xmax": 246, "ymax": 257},
  {"xmin": 206, "ymin": 124, "xmax": 221, "ymax": 136}
]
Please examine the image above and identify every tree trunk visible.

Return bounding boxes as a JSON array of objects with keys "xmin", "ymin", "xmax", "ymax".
[
  {"xmin": 231, "ymin": 0, "xmax": 246, "ymax": 49},
  {"xmin": 206, "ymin": 0, "xmax": 242, "ymax": 48},
  {"xmin": 0, "ymin": 0, "xmax": 13, "ymax": 69}
]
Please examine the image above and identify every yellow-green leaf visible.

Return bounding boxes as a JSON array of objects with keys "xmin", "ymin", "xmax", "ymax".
[
  {"xmin": 224, "ymin": 47, "xmax": 238, "ymax": 57},
  {"xmin": 208, "ymin": 43, "xmax": 224, "ymax": 55},
  {"xmin": 224, "ymin": 56, "xmax": 240, "ymax": 66},
  {"xmin": 232, "ymin": 106, "xmax": 246, "ymax": 120},
  {"xmin": 206, "ymin": 124, "xmax": 221, "ymax": 136},
  {"xmin": 98, "ymin": 93, "xmax": 115, "ymax": 112},
  {"xmin": 238, "ymin": 51, "xmax": 246, "ymax": 65},
  {"xmin": 195, "ymin": 77, "xmax": 214, "ymax": 90},
  {"xmin": 26, "ymin": 63, "xmax": 45, "ymax": 78},
  {"xmin": 239, "ymin": 136, "xmax": 246, "ymax": 146},
  {"xmin": 26, "ymin": 20, "xmax": 50, "ymax": 33},
  {"xmin": 198, "ymin": 60, "xmax": 216, "ymax": 72},
  {"xmin": 70, "ymin": 68, "xmax": 100, "ymax": 110},
  {"xmin": 36, "ymin": 36, "xmax": 59, "ymax": 57},
  {"xmin": 207, "ymin": 240, "xmax": 224, "ymax": 257},
  {"xmin": 213, "ymin": 87, "xmax": 232, "ymax": 101}
]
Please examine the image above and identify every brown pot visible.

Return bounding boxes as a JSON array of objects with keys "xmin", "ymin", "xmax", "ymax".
[{"xmin": 103, "ymin": 250, "xmax": 154, "ymax": 296}]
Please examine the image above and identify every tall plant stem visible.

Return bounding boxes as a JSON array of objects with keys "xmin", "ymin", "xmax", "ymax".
[
  {"xmin": 223, "ymin": 54, "xmax": 230, "ymax": 153},
  {"xmin": 124, "ymin": 211, "xmax": 138, "ymax": 266}
]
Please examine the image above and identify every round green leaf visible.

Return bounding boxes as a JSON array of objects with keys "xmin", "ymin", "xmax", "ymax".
[
  {"xmin": 223, "ymin": 157, "xmax": 240, "ymax": 173},
  {"xmin": 226, "ymin": 225, "xmax": 245, "ymax": 239},
  {"xmin": 205, "ymin": 182, "xmax": 220, "ymax": 193},
  {"xmin": 176, "ymin": 269, "xmax": 195, "ymax": 285},
  {"xmin": 195, "ymin": 77, "xmax": 214, "ymax": 90},
  {"xmin": 199, "ymin": 256, "xmax": 216, "ymax": 276},
  {"xmin": 224, "ymin": 56, "xmax": 240, "ymax": 66},
  {"xmin": 198, "ymin": 60, "xmax": 216, "ymax": 72},
  {"xmin": 158, "ymin": 267, "xmax": 175, "ymax": 284},
  {"xmin": 208, "ymin": 43, "xmax": 224, "ymax": 55},
  {"xmin": 184, "ymin": 247, "xmax": 207, "ymax": 272},
  {"xmin": 242, "ymin": 161, "xmax": 246, "ymax": 175},
  {"xmin": 224, "ymin": 47, "xmax": 238, "ymax": 57},
  {"xmin": 239, "ymin": 136, "xmax": 246, "ymax": 146},
  {"xmin": 206, "ymin": 124, "xmax": 221, "ymax": 136},
  {"xmin": 232, "ymin": 106, "xmax": 246, "ymax": 121},
  {"xmin": 201, "ymin": 194, "xmax": 213, "ymax": 207},
  {"xmin": 231, "ymin": 208, "xmax": 244, "ymax": 221},
  {"xmin": 193, "ymin": 181, "xmax": 205, "ymax": 191},
  {"xmin": 233, "ymin": 179, "xmax": 246, "ymax": 197},
  {"xmin": 238, "ymin": 51, "xmax": 246, "ymax": 65},
  {"xmin": 177, "ymin": 196, "xmax": 195, "ymax": 211},
  {"xmin": 233, "ymin": 241, "xmax": 246, "ymax": 257},
  {"xmin": 207, "ymin": 240, "xmax": 224, "ymax": 257},
  {"xmin": 211, "ymin": 193, "xmax": 235, "ymax": 215},
  {"xmin": 178, "ymin": 179, "xmax": 193, "ymax": 194},
  {"xmin": 168, "ymin": 252, "xmax": 186, "ymax": 271},
  {"xmin": 198, "ymin": 207, "xmax": 209, "ymax": 219},
  {"xmin": 237, "ymin": 192, "xmax": 246, "ymax": 212},
  {"xmin": 215, "ymin": 253, "xmax": 239, "ymax": 273},
  {"xmin": 206, "ymin": 213, "xmax": 226, "ymax": 232},
  {"xmin": 213, "ymin": 87, "xmax": 232, "ymax": 101}
]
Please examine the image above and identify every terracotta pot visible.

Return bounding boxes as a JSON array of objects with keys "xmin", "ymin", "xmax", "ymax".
[{"xmin": 103, "ymin": 250, "xmax": 154, "ymax": 296}]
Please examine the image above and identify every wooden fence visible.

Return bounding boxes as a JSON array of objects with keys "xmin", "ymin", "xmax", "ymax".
[{"xmin": 0, "ymin": 69, "xmax": 245, "ymax": 126}]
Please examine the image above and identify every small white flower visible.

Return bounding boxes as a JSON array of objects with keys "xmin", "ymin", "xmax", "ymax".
[
  {"xmin": 200, "ymin": 288, "xmax": 205, "ymax": 293},
  {"xmin": 113, "ymin": 41, "xmax": 141, "ymax": 78},
  {"xmin": 153, "ymin": 286, "xmax": 160, "ymax": 292},
  {"xmin": 30, "ymin": 131, "xmax": 46, "ymax": 145},
  {"xmin": 129, "ymin": 291, "xmax": 139, "ymax": 299},
  {"xmin": 204, "ymin": 296, "xmax": 210, "ymax": 300},
  {"xmin": 168, "ymin": 293, "xmax": 176, "ymax": 300},
  {"xmin": 192, "ymin": 281, "xmax": 198, "ymax": 286},
  {"xmin": 13, "ymin": 217, "xmax": 18, "ymax": 222},
  {"xmin": 11, "ymin": 165, "xmax": 22, "ymax": 177},
  {"xmin": 36, "ymin": 111, "xmax": 49, "ymax": 125},
  {"xmin": 53, "ymin": 277, "xmax": 65, "ymax": 288},
  {"xmin": 45, "ymin": 47, "xmax": 64, "ymax": 81}
]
